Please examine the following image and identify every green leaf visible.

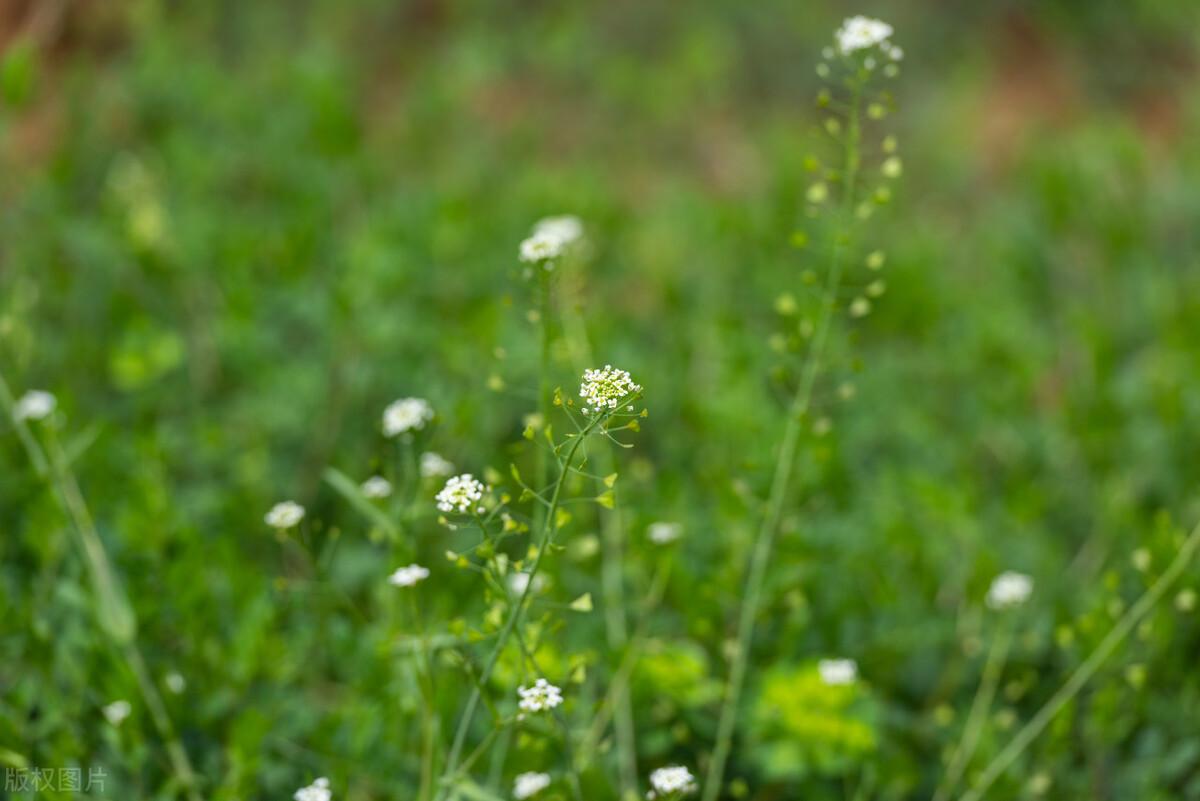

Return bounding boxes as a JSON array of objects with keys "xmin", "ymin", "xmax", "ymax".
[{"xmin": 569, "ymin": 593, "xmax": 593, "ymax": 612}]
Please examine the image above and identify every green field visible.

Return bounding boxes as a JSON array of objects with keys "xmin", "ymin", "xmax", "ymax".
[{"xmin": 4, "ymin": 2, "xmax": 1200, "ymax": 800}]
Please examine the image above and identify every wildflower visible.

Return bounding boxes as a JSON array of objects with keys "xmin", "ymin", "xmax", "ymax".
[
  {"xmin": 579, "ymin": 365, "xmax": 642, "ymax": 415},
  {"xmin": 519, "ymin": 230, "xmax": 566, "ymax": 265},
  {"xmin": 388, "ymin": 563, "xmax": 430, "ymax": 588},
  {"xmin": 383, "ymin": 397, "xmax": 434, "ymax": 437},
  {"xmin": 13, "ymin": 390, "xmax": 56, "ymax": 422},
  {"xmin": 647, "ymin": 765, "xmax": 698, "ymax": 799},
  {"xmin": 265, "ymin": 501, "xmax": 305, "ymax": 530},
  {"xmin": 647, "ymin": 522, "xmax": 682, "ymax": 544},
  {"xmin": 517, "ymin": 678, "xmax": 563, "ymax": 713},
  {"xmin": 420, "ymin": 451, "xmax": 455, "ymax": 478},
  {"xmin": 436, "ymin": 474, "xmax": 487, "ymax": 514},
  {"xmin": 513, "ymin": 772, "xmax": 552, "ymax": 800},
  {"xmin": 508, "ymin": 571, "xmax": 547, "ymax": 596},
  {"xmin": 834, "ymin": 15, "xmax": 894, "ymax": 55},
  {"xmin": 849, "ymin": 297, "xmax": 872, "ymax": 318},
  {"xmin": 361, "ymin": 475, "xmax": 393, "ymax": 499},
  {"xmin": 164, "ymin": 672, "xmax": 186, "ymax": 694},
  {"xmin": 294, "ymin": 777, "xmax": 332, "ymax": 801},
  {"xmin": 986, "ymin": 571, "xmax": 1033, "ymax": 609},
  {"xmin": 533, "ymin": 214, "xmax": 584, "ymax": 248},
  {"xmin": 818, "ymin": 658, "xmax": 858, "ymax": 686},
  {"xmin": 103, "ymin": 700, "xmax": 131, "ymax": 726}
]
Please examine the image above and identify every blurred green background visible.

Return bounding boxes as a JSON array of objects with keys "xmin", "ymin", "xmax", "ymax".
[{"xmin": 4, "ymin": 1, "xmax": 1200, "ymax": 799}]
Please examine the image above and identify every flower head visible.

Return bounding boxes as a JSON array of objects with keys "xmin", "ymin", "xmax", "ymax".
[
  {"xmin": 265, "ymin": 501, "xmax": 305, "ymax": 530},
  {"xmin": 647, "ymin": 522, "xmax": 682, "ymax": 544},
  {"xmin": 818, "ymin": 658, "xmax": 858, "ymax": 686},
  {"xmin": 834, "ymin": 15, "xmax": 894, "ymax": 55},
  {"xmin": 388, "ymin": 563, "xmax": 430, "ymax": 588},
  {"xmin": 383, "ymin": 397, "xmax": 434, "ymax": 437},
  {"xmin": 420, "ymin": 451, "xmax": 455, "ymax": 478},
  {"xmin": 361, "ymin": 475, "xmax": 393, "ymax": 499},
  {"xmin": 647, "ymin": 766, "xmax": 697, "ymax": 799},
  {"xmin": 519, "ymin": 230, "xmax": 566, "ymax": 265},
  {"xmin": 103, "ymin": 700, "xmax": 131, "ymax": 726},
  {"xmin": 508, "ymin": 571, "xmax": 547, "ymax": 596},
  {"xmin": 513, "ymin": 772, "xmax": 552, "ymax": 800},
  {"xmin": 579, "ymin": 365, "xmax": 642, "ymax": 415},
  {"xmin": 517, "ymin": 678, "xmax": 563, "ymax": 713},
  {"xmin": 436, "ymin": 473, "xmax": 487, "ymax": 515},
  {"xmin": 533, "ymin": 214, "xmax": 584, "ymax": 248},
  {"xmin": 294, "ymin": 777, "xmax": 332, "ymax": 801},
  {"xmin": 987, "ymin": 571, "xmax": 1033, "ymax": 609},
  {"xmin": 14, "ymin": 390, "xmax": 56, "ymax": 422}
]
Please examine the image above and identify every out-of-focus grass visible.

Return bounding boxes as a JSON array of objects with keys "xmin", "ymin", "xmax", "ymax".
[{"xmin": 3, "ymin": 2, "xmax": 1200, "ymax": 799}]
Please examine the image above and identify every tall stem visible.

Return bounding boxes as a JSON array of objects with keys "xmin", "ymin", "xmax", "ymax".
[{"xmin": 701, "ymin": 82, "xmax": 863, "ymax": 801}]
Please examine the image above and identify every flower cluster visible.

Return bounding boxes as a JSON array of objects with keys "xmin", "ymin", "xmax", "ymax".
[
  {"xmin": 517, "ymin": 678, "xmax": 563, "ymax": 713},
  {"xmin": 265, "ymin": 501, "xmax": 305, "ymax": 530},
  {"xmin": 647, "ymin": 766, "xmax": 697, "ymax": 799},
  {"xmin": 436, "ymin": 474, "xmax": 487, "ymax": 514},
  {"xmin": 519, "ymin": 214, "xmax": 584, "ymax": 267},
  {"xmin": 383, "ymin": 397, "xmax": 434, "ymax": 437},
  {"xmin": 294, "ymin": 777, "xmax": 332, "ymax": 801},
  {"xmin": 818, "ymin": 658, "xmax": 858, "ymax": 686},
  {"xmin": 579, "ymin": 365, "xmax": 642, "ymax": 415},
  {"xmin": 420, "ymin": 451, "xmax": 455, "ymax": 478},
  {"xmin": 513, "ymin": 772, "xmax": 552, "ymax": 800},
  {"xmin": 834, "ymin": 15, "xmax": 897, "ymax": 56},
  {"xmin": 647, "ymin": 522, "xmax": 682, "ymax": 544},
  {"xmin": 102, "ymin": 700, "xmax": 131, "ymax": 726},
  {"xmin": 14, "ymin": 390, "xmax": 56, "ymax": 422},
  {"xmin": 986, "ymin": 571, "xmax": 1033, "ymax": 609},
  {"xmin": 388, "ymin": 564, "xmax": 430, "ymax": 588},
  {"xmin": 361, "ymin": 475, "xmax": 393, "ymax": 499}
]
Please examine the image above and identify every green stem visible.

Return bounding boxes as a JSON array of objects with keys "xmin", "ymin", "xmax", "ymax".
[
  {"xmin": 701, "ymin": 81, "xmax": 863, "ymax": 801},
  {"xmin": 959, "ymin": 516, "xmax": 1200, "ymax": 801}
]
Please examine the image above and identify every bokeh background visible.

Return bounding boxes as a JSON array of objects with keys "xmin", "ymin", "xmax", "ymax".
[{"xmin": 4, "ymin": 1, "xmax": 1200, "ymax": 799}]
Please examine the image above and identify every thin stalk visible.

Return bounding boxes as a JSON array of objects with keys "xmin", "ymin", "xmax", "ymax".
[
  {"xmin": 437, "ymin": 416, "xmax": 602, "ymax": 798},
  {"xmin": 959, "ymin": 516, "xmax": 1200, "ymax": 801},
  {"xmin": 701, "ymin": 81, "xmax": 864, "ymax": 801},
  {"xmin": 931, "ymin": 619, "xmax": 1014, "ymax": 801}
]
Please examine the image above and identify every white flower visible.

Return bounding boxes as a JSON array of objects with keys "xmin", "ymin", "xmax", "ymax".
[
  {"xmin": 987, "ymin": 571, "xmax": 1033, "ymax": 609},
  {"xmin": 835, "ymin": 15, "xmax": 894, "ymax": 55},
  {"xmin": 294, "ymin": 777, "xmax": 331, "ymax": 801},
  {"xmin": 513, "ymin": 772, "xmax": 552, "ymax": 800},
  {"xmin": 533, "ymin": 215, "xmax": 584, "ymax": 247},
  {"xmin": 579, "ymin": 365, "xmax": 642, "ymax": 415},
  {"xmin": 517, "ymin": 678, "xmax": 563, "ymax": 713},
  {"xmin": 420, "ymin": 451, "xmax": 455, "ymax": 478},
  {"xmin": 361, "ymin": 475, "xmax": 393, "ymax": 499},
  {"xmin": 647, "ymin": 766, "xmax": 697, "ymax": 799},
  {"xmin": 383, "ymin": 397, "xmax": 434, "ymax": 437},
  {"xmin": 265, "ymin": 500, "xmax": 305, "ymax": 529},
  {"xmin": 508, "ymin": 571, "xmax": 547, "ymax": 596},
  {"xmin": 519, "ymin": 230, "xmax": 566, "ymax": 264},
  {"xmin": 818, "ymin": 658, "xmax": 858, "ymax": 686},
  {"xmin": 647, "ymin": 522, "xmax": 682, "ymax": 544},
  {"xmin": 14, "ymin": 390, "xmax": 56, "ymax": 422},
  {"xmin": 388, "ymin": 563, "xmax": 430, "ymax": 587},
  {"xmin": 164, "ymin": 672, "xmax": 186, "ymax": 694},
  {"xmin": 436, "ymin": 473, "xmax": 487, "ymax": 514},
  {"xmin": 103, "ymin": 700, "xmax": 131, "ymax": 726}
]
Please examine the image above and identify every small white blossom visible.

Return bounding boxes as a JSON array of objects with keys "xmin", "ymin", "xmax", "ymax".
[
  {"xmin": 517, "ymin": 678, "xmax": 563, "ymax": 713},
  {"xmin": 14, "ymin": 390, "xmax": 56, "ymax": 422},
  {"xmin": 818, "ymin": 658, "xmax": 858, "ymax": 686},
  {"xmin": 388, "ymin": 563, "xmax": 430, "ymax": 588},
  {"xmin": 579, "ymin": 365, "xmax": 642, "ymax": 415},
  {"xmin": 647, "ymin": 522, "xmax": 682, "ymax": 544},
  {"xmin": 987, "ymin": 571, "xmax": 1033, "ymax": 609},
  {"xmin": 533, "ymin": 214, "xmax": 584, "ymax": 247},
  {"xmin": 436, "ymin": 473, "xmax": 487, "ymax": 514},
  {"xmin": 361, "ymin": 475, "xmax": 393, "ymax": 499},
  {"xmin": 265, "ymin": 500, "xmax": 305, "ymax": 529},
  {"xmin": 164, "ymin": 672, "xmax": 186, "ymax": 694},
  {"xmin": 383, "ymin": 397, "xmax": 434, "ymax": 437},
  {"xmin": 508, "ymin": 571, "xmax": 547, "ymax": 596},
  {"xmin": 420, "ymin": 451, "xmax": 455, "ymax": 478},
  {"xmin": 294, "ymin": 777, "xmax": 331, "ymax": 801},
  {"xmin": 647, "ymin": 766, "xmax": 697, "ymax": 799},
  {"xmin": 519, "ymin": 230, "xmax": 566, "ymax": 265},
  {"xmin": 835, "ymin": 15, "xmax": 894, "ymax": 55},
  {"xmin": 103, "ymin": 700, "xmax": 131, "ymax": 726},
  {"xmin": 513, "ymin": 772, "xmax": 552, "ymax": 800}
]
